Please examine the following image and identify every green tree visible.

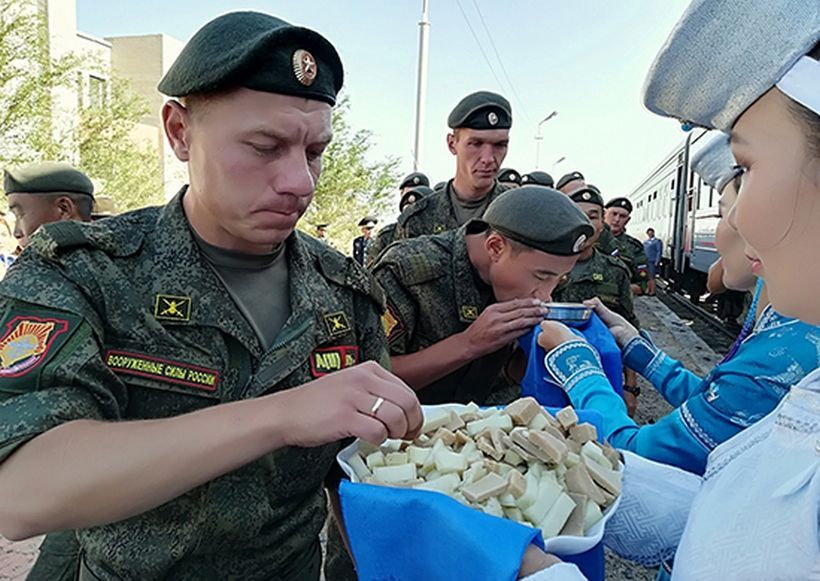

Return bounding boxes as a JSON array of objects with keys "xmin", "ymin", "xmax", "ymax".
[
  {"xmin": 0, "ymin": 0, "xmax": 79, "ymax": 166},
  {"xmin": 76, "ymin": 77, "xmax": 163, "ymax": 211},
  {"xmin": 302, "ymin": 97, "xmax": 400, "ymax": 253}
]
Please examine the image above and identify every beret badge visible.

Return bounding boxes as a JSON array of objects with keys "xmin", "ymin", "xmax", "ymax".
[{"xmin": 292, "ymin": 49, "xmax": 318, "ymax": 86}]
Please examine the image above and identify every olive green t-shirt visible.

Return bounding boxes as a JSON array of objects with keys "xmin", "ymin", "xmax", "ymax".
[
  {"xmin": 193, "ymin": 232, "xmax": 291, "ymax": 350},
  {"xmin": 449, "ymin": 186, "xmax": 491, "ymax": 225}
]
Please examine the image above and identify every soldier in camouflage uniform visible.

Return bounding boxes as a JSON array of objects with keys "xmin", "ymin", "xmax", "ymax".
[
  {"xmin": 554, "ymin": 187, "xmax": 638, "ymax": 327},
  {"xmin": 375, "ymin": 186, "xmax": 591, "ymax": 404},
  {"xmin": 366, "ymin": 185, "xmax": 432, "ymax": 266},
  {"xmin": 396, "ymin": 91, "xmax": 513, "ymax": 239},
  {"xmin": 326, "ymin": 185, "xmax": 593, "ymax": 580},
  {"xmin": 0, "ymin": 12, "xmax": 424, "ymax": 581},
  {"xmin": 605, "ymin": 196, "xmax": 650, "ymax": 294},
  {"xmin": 554, "ymin": 187, "xmax": 641, "ymax": 417}
]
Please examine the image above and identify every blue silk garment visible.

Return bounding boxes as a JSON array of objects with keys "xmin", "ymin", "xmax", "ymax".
[
  {"xmin": 544, "ymin": 305, "xmax": 820, "ymax": 475},
  {"xmin": 518, "ymin": 312, "xmax": 624, "ymax": 407}
]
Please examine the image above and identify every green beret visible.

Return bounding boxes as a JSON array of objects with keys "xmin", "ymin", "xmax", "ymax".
[
  {"xmin": 400, "ymin": 185, "xmax": 432, "ymax": 211},
  {"xmin": 4, "ymin": 162, "xmax": 94, "ymax": 197},
  {"xmin": 556, "ymin": 171, "xmax": 585, "ymax": 190},
  {"xmin": 497, "ymin": 168, "xmax": 520, "ymax": 185},
  {"xmin": 158, "ymin": 11, "xmax": 343, "ymax": 105},
  {"xmin": 605, "ymin": 197, "xmax": 633, "ymax": 213},
  {"xmin": 520, "ymin": 171, "xmax": 554, "ymax": 188},
  {"xmin": 399, "ymin": 172, "xmax": 429, "ymax": 190},
  {"xmin": 448, "ymin": 91, "xmax": 512, "ymax": 130},
  {"xmin": 569, "ymin": 186, "xmax": 604, "ymax": 208},
  {"xmin": 470, "ymin": 186, "xmax": 594, "ymax": 256}
]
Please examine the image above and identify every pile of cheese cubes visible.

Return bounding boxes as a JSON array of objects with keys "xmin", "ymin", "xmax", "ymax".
[{"xmin": 345, "ymin": 397, "xmax": 621, "ymax": 540}]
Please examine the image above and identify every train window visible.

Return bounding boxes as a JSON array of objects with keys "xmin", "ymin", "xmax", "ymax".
[
  {"xmin": 671, "ymin": 178, "xmax": 675, "ymax": 190},
  {"xmin": 709, "ymin": 187, "xmax": 714, "ymax": 208}
]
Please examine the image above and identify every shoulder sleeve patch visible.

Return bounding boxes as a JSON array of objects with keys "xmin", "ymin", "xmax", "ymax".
[
  {"xmin": 381, "ymin": 302, "xmax": 406, "ymax": 343},
  {"xmin": 0, "ymin": 305, "xmax": 82, "ymax": 395}
]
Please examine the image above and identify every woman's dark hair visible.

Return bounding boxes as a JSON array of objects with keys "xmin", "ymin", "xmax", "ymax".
[{"xmin": 786, "ymin": 41, "xmax": 820, "ymax": 158}]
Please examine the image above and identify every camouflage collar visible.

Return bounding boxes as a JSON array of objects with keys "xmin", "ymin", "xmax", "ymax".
[{"xmin": 452, "ymin": 226, "xmax": 490, "ymax": 324}]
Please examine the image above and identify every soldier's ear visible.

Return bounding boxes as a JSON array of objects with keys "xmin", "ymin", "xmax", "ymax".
[
  {"xmin": 163, "ymin": 100, "xmax": 192, "ymax": 163},
  {"xmin": 485, "ymin": 232, "xmax": 506, "ymax": 262},
  {"xmin": 446, "ymin": 132, "xmax": 458, "ymax": 156}
]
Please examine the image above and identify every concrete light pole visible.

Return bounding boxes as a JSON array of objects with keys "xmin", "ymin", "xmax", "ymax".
[{"xmin": 413, "ymin": 0, "xmax": 430, "ymax": 171}]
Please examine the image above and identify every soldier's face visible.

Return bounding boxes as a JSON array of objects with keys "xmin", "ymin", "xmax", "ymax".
[
  {"xmin": 486, "ymin": 234, "xmax": 578, "ymax": 302},
  {"xmin": 729, "ymin": 87, "xmax": 820, "ymax": 323},
  {"xmin": 165, "ymin": 89, "xmax": 332, "ymax": 253},
  {"xmin": 448, "ymin": 129, "xmax": 509, "ymax": 192},
  {"xmin": 577, "ymin": 202, "xmax": 603, "ymax": 248},
  {"xmin": 7, "ymin": 194, "xmax": 65, "ymax": 244},
  {"xmin": 605, "ymin": 207, "xmax": 630, "ymax": 235},
  {"xmin": 715, "ymin": 182, "xmax": 755, "ymax": 291}
]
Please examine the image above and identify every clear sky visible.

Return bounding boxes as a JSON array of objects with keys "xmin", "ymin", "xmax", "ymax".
[{"xmin": 77, "ymin": 0, "xmax": 692, "ymax": 215}]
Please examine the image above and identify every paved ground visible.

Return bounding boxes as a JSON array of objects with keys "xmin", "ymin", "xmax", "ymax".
[{"xmin": 0, "ymin": 296, "xmax": 721, "ymax": 580}]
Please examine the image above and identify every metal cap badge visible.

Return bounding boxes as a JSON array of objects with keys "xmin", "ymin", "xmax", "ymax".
[{"xmin": 292, "ymin": 49, "xmax": 317, "ymax": 86}]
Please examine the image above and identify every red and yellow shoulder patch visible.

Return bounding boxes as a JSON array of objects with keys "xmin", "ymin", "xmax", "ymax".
[
  {"xmin": 310, "ymin": 345, "xmax": 360, "ymax": 378},
  {"xmin": 381, "ymin": 303, "xmax": 405, "ymax": 343},
  {"xmin": 0, "ymin": 316, "xmax": 70, "ymax": 377}
]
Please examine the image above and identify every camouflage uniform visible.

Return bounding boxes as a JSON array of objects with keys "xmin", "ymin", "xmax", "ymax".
[
  {"xmin": 0, "ymin": 192, "xmax": 387, "ymax": 580},
  {"xmin": 596, "ymin": 224, "xmax": 619, "ymax": 256},
  {"xmin": 365, "ymin": 222, "xmax": 398, "ymax": 267},
  {"xmin": 372, "ymin": 226, "xmax": 517, "ymax": 405},
  {"xmin": 553, "ymin": 248, "xmax": 639, "ymax": 328},
  {"xmin": 395, "ymin": 180, "xmax": 510, "ymax": 239},
  {"xmin": 614, "ymin": 230, "xmax": 650, "ymax": 292}
]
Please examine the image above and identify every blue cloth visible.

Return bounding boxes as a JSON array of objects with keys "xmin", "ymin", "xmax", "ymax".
[
  {"xmin": 339, "ymin": 480, "xmax": 543, "ymax": 581},
  {"xmin": 518, "ymin": 312, "xmax": 623, "ymax": 407},
  {"xmin": 545, "ymin": 305, "xmax": 820, "ymax": 475}
]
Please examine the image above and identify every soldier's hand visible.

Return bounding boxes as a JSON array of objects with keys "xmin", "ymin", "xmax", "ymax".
[
  {"xmin": 461, "ymin": 299, "xmax": 547, "ymax": 358},
  {"xmin": 623, "ymin": 391, "xmax": 638, "ymax": 418},
  {"xmin": 583, "ymin": 297, "xmax": 639, "ymax": 347},
  {"xmin": 274, "ymin": 361, "xmax": 423, "ymax": 447},
  {"xmin": 536, "ymin": 320, "xmax": 582, "ymax": 352}
]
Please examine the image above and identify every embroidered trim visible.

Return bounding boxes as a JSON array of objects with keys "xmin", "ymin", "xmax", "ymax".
[
  {"xmin": 774, "ymin": 414, "xmax": 820, "ymax": 434},
  {"xmin": 704, "ymin": 430, "xmax": 770, "ymax": 481},
  {"xmin": 680, "ymin": 401, "xmax": 718, "ymax": 451}
]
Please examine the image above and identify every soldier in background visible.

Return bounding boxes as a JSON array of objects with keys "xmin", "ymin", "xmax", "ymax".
[
  {"xmin": 605, "ymin": 196, "xmax": 649, "ymax": 295},
  {"xmin": 520, "ymin": 170, "xmax": 554, "ymax": 188},
  {"xmin": 554, "ymin": 186, "xmax": 641, "ymax": 416},
  {"xmin": 367, "ymin": 185, "xmax": 432, "ymax": 266},
  {"xmin": 496, "ymin": 167, "xmax": 521, "ymax": 188},
  {"xmin": 4, "ymin": 162, "xmax": 94, "ymax": 246},
  {"xmin": 555, "ymin": 171, "xmax": 585, "ymax": 194},
  {"xmin": 396, "ymin": 91, "xmax": 513, "ymax": 238},
  {"xmin": 352, "ymin": 217, "xmax": 377, "ymax": 265},
  {"xmin": 398, "ymin": 171, "xmax": 429, "ymax": 194}
]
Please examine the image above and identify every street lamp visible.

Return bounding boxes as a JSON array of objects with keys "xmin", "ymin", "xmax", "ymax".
[
  {"xmin": 552, "ymin": 156, "xmax": 566, "ymax": 169},
  {"xmin": 534, "ymin": 110, "xmax": 558, "ymax": 168}
]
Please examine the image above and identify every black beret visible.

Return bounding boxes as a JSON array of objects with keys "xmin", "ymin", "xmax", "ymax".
[
  {"xmin": 358, "ymin": 217, "xmax": 378, "ymax": 228},
  {"xmin": 399, "ymin": 172, "xmax": 430, "ymax": 190},
  {"xmin": 316, "ymin": 223, "xmax": 329, "ymax": 229},
  {"xmin": 400, "ymin": 185, "xmax": 433, "ymax": 211},
  {"xmin": 497, "ymin": 168, "xmax": 520, "ymax": 184},
  {"xmin": 4, "ymin": 162, "xmax": 94, "ymax": 197},
  {"xmin": 447, "ymin": 91, "xmax": 512, "ymax": 130},
  {"xmin": 605, "ymin": 197, "xmax": 633, "ymax": 213},
  {"xmin": 158, "ymin": 11, "xmax": 343, "ymax": 105},
  {"xmin": 469, "ymin": 186, "xmax": 594, "ymax": 256},
  {"xmin": 520, "ymin": 171, "xmax": 554, "ymax": 188},
  {"xmin": 569, "ymin": 186, "xmax": 604, "ymax": 208},
  {"xmin": 556, "ymin": 171, "xmax": 585, "ymax": 190}
]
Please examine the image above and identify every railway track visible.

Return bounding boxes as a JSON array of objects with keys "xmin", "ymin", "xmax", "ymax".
[{"xmin": 656, "ymin": 281, "xmax": 738, "ymax": 343}]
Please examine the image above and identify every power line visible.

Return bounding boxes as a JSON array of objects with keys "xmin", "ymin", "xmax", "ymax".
[
  {"xmin": 454, "ymin": 0, "xmax": 507, "ymax": 95},
  {"xmin": 469, "ymin": 0, "xmax": 532, "ymax": 125}
]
